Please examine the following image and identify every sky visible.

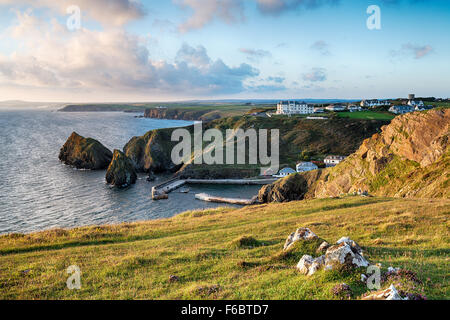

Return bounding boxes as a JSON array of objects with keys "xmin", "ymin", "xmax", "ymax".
[{"xmin": 0, "ymin": 0, "xmax": 449, "ymax": 102}]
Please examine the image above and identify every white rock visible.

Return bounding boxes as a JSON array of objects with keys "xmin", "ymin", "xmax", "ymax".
[
  {"xmin": 324, "ymin": 242, "xmax": 369, "ymax": 270},
  {"xmin": 361, "ymin": 274, "xmax": 368, "ymax": 282},
  {"xmin": 336, "ymin": 237, "xmax": 363, "ymax": 254},
  {"xmin": 362, "ymin": 284, "xmax": 403, "ymax": 300},
  {"xmin": 296, "ymin": 255, "xmax": 325, "ymax": 276},
  {"xmin": 283, "ymin": 228, "xmax": 318, "ymax": 251},
  {"xmin": 317, "ymin": 241, "xmax": 330, "ymax": 253}
]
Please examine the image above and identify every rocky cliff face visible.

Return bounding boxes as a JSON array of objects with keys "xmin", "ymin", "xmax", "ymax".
[
  {"xmin": 106, "ymin": 150, "xmax": 137, "ymax": 187},
  {"xmin": 144, "ymin": 108, "xmax": 219, "ymax": 121},
  {"xmin": 259, "ymin": 109, "xmax": 450, "ymax": 202},
  {"xmin": 123, "ymin": 127, "xmax": 185, "ymax": 173},
  {"xmin": 59, "ymin": 132, "xmax": 113, "ymax": 170}
]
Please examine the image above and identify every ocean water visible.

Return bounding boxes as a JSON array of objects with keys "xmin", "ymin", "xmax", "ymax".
[{"xmin": 0, "ymin": 110, "xmax": 261, "ymax": 234}]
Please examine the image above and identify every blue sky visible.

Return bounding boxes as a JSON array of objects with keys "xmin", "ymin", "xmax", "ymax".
[{"xmin": 0, "ymin": 0, "xmax": 449, "ymax": 102}]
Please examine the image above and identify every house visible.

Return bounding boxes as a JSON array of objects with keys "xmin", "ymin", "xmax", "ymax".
[
  {"xmin": 276, "ymin": 101, "xmax": 315, "ymax": 115},
  {"xmin": 389, "ymin": 105, "xmax": 415, "ymax": 114},
  {"xmin": 408, "ymin": 99, "xmax": 424, "ymax": 107},
  {"xmin": 296, "ymin": 162, "xmax": 318, "ymax": 173},
  {"xmin": 274, "ymin": 167, "xmax": 296, "ymax": 177},
  {"xmin": 360, "ymin": 99, "xmax": 391, "ymax": 108},
  {"xmin": 348, "ymin": 105, "xmax": 362, "ymax": 112},
  {"xmin": 325, "ymin": 104, "xmax": 346, "ymax": 112},
  {"xmin": 414, "ymin": 105, "xmax": 434, "ymax": 111},
  {"xmin": 324, "ymin": 155, "xmax": 346, "ymax": 167}
]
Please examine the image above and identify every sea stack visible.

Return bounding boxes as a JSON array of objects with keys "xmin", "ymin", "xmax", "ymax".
[
  {"xmin": 59, "ymin": 132, "xmax": 113, "ymax": 170},
  {"xmin": 105, "ymin": 150, "xmax": 137, "ymax": 188}
]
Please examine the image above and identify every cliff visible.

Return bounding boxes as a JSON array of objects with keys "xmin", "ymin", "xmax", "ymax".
[
  {"xmin": 259, "ymin": 109, "xmax": 449, "ymax": 202},
  {"xmin": 144, "ymin": 108, "xmax": 220, "ymax": 121},
  {"xmin": 59, "ymin": 132, "xmax": 113, "ymax": 170},
  {"xmin": 123, "ymin": 116, "xmax": 387, "ymax": 178},
  {"xmin": 106, "ymin": 150, "xmax": 137, "ymax": 187}
]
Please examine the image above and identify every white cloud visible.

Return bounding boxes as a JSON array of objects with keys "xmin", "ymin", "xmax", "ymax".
[
  {"xmin": 391, "ymin": 43, "xmax": 433, "ymax": 59},
  {"xmin": 0, "ymin": 11, "xmax": 259, "ymax": 97},
  {"xmin": 302, "ymin": 67, "xmax": 327, "ymax": 82},
  {"xmin": 311, "ymin": 40, "xmax": 330, "ymax": 56},
  {"xmin": 0, "ymin": 0, "xmax": 146, "ymax": 26},
  {"xmin": 177, "ymin": 0, "xmax": 244, "ymax": 33}
]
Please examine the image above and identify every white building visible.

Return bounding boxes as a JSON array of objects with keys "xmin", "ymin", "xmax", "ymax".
[
  {"xmin": 324, "ymin": 155, "xmax": 346, "ymax": 167},
  {"xmin": 296, "ymin": 162, "xmax": 318, "ymax": 173},
  {"xmin": 389, "ymin": 105, "xmax": 415, "ymax": 114},
  {"xmin": 276, "ymin": 101, "xmax": 315, "ymax": 115},
  {"xmin": 274, "ymin": 167, "xmax": 296, "ymax": 177},
  {"xmin": 325, "ymin": 104, "xmax": 346, "ymax": 112},
  {"xmin": 348, "ymin": 105, "xmax": 362, "ymax": 112},
  {"xmin": 360, "ymin": 100, "xmax": 391, "ymax": 107},
  {"xmin": 408, "ymin": 99, "xmax": 424, "ymax": 107}
]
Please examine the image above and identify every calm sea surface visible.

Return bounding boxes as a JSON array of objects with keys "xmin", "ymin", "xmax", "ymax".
[{"xmin": 0, "ymin": 110, "xmax": 261, "ymax": 234}]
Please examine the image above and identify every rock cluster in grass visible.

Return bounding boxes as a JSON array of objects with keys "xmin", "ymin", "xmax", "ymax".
[
  {"xmin": 293, "ymin": 233, "xmax": 369, "ymax": 276},
  {"xmin": 280, "ymin": 227, "xmax": 427, "ymax": 300}
]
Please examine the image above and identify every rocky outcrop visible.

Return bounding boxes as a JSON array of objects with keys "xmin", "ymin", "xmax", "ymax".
[
  {"xmin": 124, "ymin": 127, "xmax": 186, "ymax": 173},
  {"xmin": 283, "ymin": 228, "xmax": 318, "ymax": 250},
  {"xmin": 105, "ymin": 150, "xmax": 137, "ymax": 187},
  {"xmin": 144, "ymin": 108, "xmax": 218, "ymax": 121},
  {"xmin": 295, "ymin": 235, "xmax": 369, "ymax": 276},
  {"xmin": 259, "ymin": 109, "xmax": 450, "ymax": 202},
  {"xmin": 258, "ymin": 170, "xmax": 324, "ymax": 203},
  {"xmin": 59, "ymin": 132, "xmax": 113, "ymax": 170}
]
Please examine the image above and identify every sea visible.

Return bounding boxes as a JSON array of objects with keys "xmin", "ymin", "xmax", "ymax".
[{"xmin": 0, "ymin": 109, "xmax": 261, "ymax": 234}]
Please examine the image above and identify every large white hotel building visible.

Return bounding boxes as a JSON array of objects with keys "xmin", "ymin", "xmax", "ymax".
[{"xmin": 276, "ymin": 101, "xmax": 315, "ymax": 115}]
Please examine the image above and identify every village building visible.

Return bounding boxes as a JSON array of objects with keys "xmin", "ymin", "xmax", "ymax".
[
  {"xmin": 414, "ymin": 105, "xmax": 434, "ymax": 111},
  {"xmin": 325, "ymin": 104, "xmax": 346, "ymax": 112},
  {"xmin": 360, "ymin": 99, "xmax": 391, "ymax": 107},
  {"xmin": 276, "ymin": 101, "xmax": 315, "ymax": 115},
  {"xmin": 274, "ymin": 167, "xmax": 296, "ymax": 177},
  {"xmin": 389, "ymin": 105, "xmax": 415, "ymax": 114},
  {"xmin": 296, "ymin": 162, "xmax": 319, "ymax": 173},
  {"xmin": 324, "ymin": 155, "xmax": 346, "ymax": 167},
  {"xmin": 348, "ymin": 105, "xmax": 362, "ymax": 112},
  {"xmin": 407, "ymin": 99, "xmax": 424, "ymax": 107}
]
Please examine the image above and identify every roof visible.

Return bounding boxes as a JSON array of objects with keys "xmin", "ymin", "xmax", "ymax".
[
  {"xmin": 296, "ymin": 162, "xmax": 317, "ymax": 167},
  {"xmin": 279, "ymin": 167, "xmax": 296, "ymax": 174},
  {"xmin": 324, "ymin": 155, "xmax": 346, "ymax": 160}
]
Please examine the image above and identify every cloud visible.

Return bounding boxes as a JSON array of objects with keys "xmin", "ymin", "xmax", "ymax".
[
  {"xmin": 266, "ymin": 76, "xmax": 285, "ymax": 83},
  {"xmin": 239, "ymin": 48, "xmax": 272, "ymax": 61},
  {"xmin": 177, "ymin": 0, "xmax": 339, "ymax": 32},
  {"xmin": 302, "ymin": 67, "xmax": 327, "ymax": 82},
  {"xmin": 255, "ymin": 0, "xmax": 339, "ymax": 16},
  {"xmin": 391, "ymin": 43, "xmax": 433, "ymax": 59},
  {"xmin": 177, "ymin": 0, "xmax": 244, "ymax": 33},
  {"xmin": 0, "ymin": 11, "xmax": 259, "ymax": 96},
  {"xmin": 311, "ymin": 40, "xmax": 330, "ymax": 56},
  {"xmin": 0, "ymin": 0, "xmax": 146, "ymax": 26}
]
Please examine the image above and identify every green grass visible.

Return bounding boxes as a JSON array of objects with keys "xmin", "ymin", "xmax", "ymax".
[
  {"xmin": 0, "ymin": 196, "xmax": 448, "ymax": 300},
  {"xmin": 337, "ymin": 111, "xmax": 395, "ymax": 121}
]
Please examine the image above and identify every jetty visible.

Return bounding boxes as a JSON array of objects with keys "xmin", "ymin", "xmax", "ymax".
[
  {"xmin": 151, "ymin": 178, "xmax": 277, "ymax": 201},
  {"xmin": 195, "ymin": 193, "xmax": 258, "ymax": 205}
]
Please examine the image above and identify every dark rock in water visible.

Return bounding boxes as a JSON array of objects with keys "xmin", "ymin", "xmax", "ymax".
[
  {"xmin": 146, "ymin": 171, "xmax": 156, "ymax": 182},
  {"xmin": 59, "ymin": 132, "xmax": 113, "ymax": 170},
  {"xmin": 106, "ymin": 150, "xmax": 137, "ymax": 188}
]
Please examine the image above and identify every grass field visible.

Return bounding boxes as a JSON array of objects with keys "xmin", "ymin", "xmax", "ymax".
[
  {"xmin": 337, "ymin": 111, "xmax": 395, "ymax": 121},
  {"xmin": 0, "ymin": 196, "xmax": 448, "ymax": 300}
]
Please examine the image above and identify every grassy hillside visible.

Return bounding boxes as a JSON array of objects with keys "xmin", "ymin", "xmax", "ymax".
[{"xmin": 1, "ymin": 196, "xmax": 448, "ymax": 300}]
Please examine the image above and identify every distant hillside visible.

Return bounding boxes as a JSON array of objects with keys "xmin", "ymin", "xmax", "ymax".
[
  {"xmin": 259, "ymin": 109, "xmax": 449, "ymax": 202},
  {"xmin": 123, "ymin": 115, "xmax": 388, "ymax": 178}
]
